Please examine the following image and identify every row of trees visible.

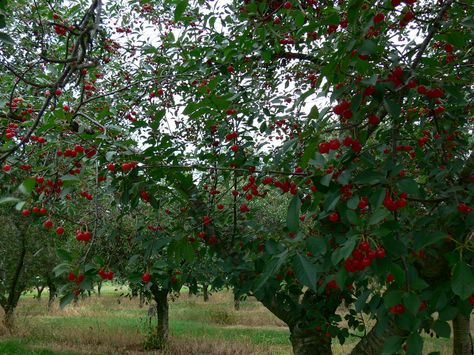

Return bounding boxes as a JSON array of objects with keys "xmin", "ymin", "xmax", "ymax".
[{"xmin": 0, "ymin": 0, "xmax": 472, "ymax": 354}]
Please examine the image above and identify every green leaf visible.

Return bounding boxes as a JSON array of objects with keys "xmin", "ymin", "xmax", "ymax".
[
  {"xmin": 287, "ymin": 195, "xmax": 301, "ymax": 232},
  {"xmin": 346, "ymin": 209, "xmax": 360, "ymax": 225},
  {"xmin": 174, "ymin": 0, "xmax": 189, "ymax": 22},
  {"xmin": 432, "ymin": 320, "xmax": 451, "ymax": 338},
  {"xmin": 308, "ymin": 105, "xmax": 319, "ymax": 120},
  {"xmin": 0, "ymin": 197, "xmax": 21, "ymax": 204},
  {"xmin": 323, "ymin": 190, "xmax": 340, "ymax": 211},
  {"xmin": 306, "ymin": 237, "xmax": 327, "ymax": 255},
  {"xmin": 353, "ymin": 170, "xmax": 385, "ymax": 184},
  {"xmin": 451, "ymin": 261, "xmax": 474, "ymax": 299},
  {"xmin": 331, "ymin": 238, "xmax": 356, "ymax": 265},
  {"xmin": 384, "ymin": 98, "xmax": 401, "ymax": 119},
  {"xmin": 403, "ymin": 292, "xmax": 420, "ymax": 315},
  {"xmin": 56, "ymin": 248, "xmax": 73, "ymax": 262},
  {"xmin": 368, "ymin": 208, "xmax": 390, "ymax": 225},
  {"xmin": 52, "ymin": 263, "xmax": 70, "ymax": 277},
  {"xmin": 0, "ymin": 31, "xmax": 14, "ymax": 44},
  {"xmin": 413, "ymin": 231, "xmax": 447, "ymax": 251},
  {"xmin": 382, "ymin": 336, "xmax": 403, "ymax": 355},
  {"xmin": 294, "ymin": 11, "xmax": 305, "ymax": 27},
  {"xmin": 59, "ymin": 293, "xmax": 75, "ymax": 309},
  {"xmin": 359, "ymin": 40, "xmax": 376, "ymax": 55},
  {"xmin": 320, "ymin": 172, "xmax": 333, "ymax": 187},
  {"xmin": 293, "ymin": 253, "xmax": 317, "ymax": 291},
  {"xmin": 18, "ymin": 178, "xmax": 36, "ymax": 195},
  {"xmin": 254, "ymin": 251, "xmax": 287, "ymax": 291},
  {"xmin": 384, "ymin": 290, "xmax": 402, "ymax": 307},
  {"xmin": 406, "ymin": 333, "xmax": 423, "ymax": 355},
  {"xmin": 61, "ymin": 175, "xmax": 81, "ymax": 182},
  {"xmin": 397, "ymin": 178, "xmax": 420, "ymax": 197}
]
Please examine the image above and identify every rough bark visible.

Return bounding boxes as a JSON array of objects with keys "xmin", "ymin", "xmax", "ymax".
[
  {"xmin": 97, "ymin": 280, "xmax": 102, "ymax": 297},
  {"xmin": 234, "ymin": 292, "xmax": 240, "ymax": 311},
  {"xmin": 290, "ymin": 324, "xmax": 332, "ymax": 355},
  {"xmin": 203, "ymin": 284, "xmax": 209, "ymax": 302},
  {"xmin": 453, "ymin": 313, "xmax": 473, "ymax": 355},
  {"xmin": 150, "ymin": 286, "xmax": 169, "ymax": 349},
  {"xmin": 350, "ymin": 318, "xmax": 408, "ymax": 355},
  {"xmin": 46, "ymin": 275, "xmax": 57, "ymax": 310},
  {"xmin": 3, "ymin": 306, "xmax": 14, "ymax": 331}
]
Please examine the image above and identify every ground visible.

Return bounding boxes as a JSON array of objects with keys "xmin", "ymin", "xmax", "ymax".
[{"xmin": 0, "ymin": 285, "xmax": 465, "ymax": 354}]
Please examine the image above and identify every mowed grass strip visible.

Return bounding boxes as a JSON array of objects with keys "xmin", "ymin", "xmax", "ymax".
[{"xmin": 0, "ymin": 287, "xmax": 469, "ymax": 354}]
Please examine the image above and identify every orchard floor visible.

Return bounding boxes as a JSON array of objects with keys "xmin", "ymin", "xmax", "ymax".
[{"xmin": 0, "ymin": 286, "xmax": 466, "ymax": 354}]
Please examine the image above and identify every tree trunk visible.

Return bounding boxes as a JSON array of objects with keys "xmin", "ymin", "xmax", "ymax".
[
  {"xmin": 290, "ymin": 324, "xmax": 332, "ymax": 355},
  {"xmin": 35, "ymin": 285, "xmax": 44, "ymax": 300},
  {"xmin": 234, "ymin": 292, "xmax": 240, "ymax": 310},
  {"xmin": 151, "ymin": 286, "xmax": 169, "ymax": 349},
  {"xmin": 139, "ymin": 291, "xmax": 145, "ymax": 308},
  {"xmin": 3, "ymin": 306, "xmax": 15, "ymax": 331},
  {"xmin": 350, "ymin": 318, "xmax": 407, "ymax": 355},
  {"xmin": 203, "ymin": 284, "xmax": 209, "ymax": 302},
  {"xmin": 47, "ymin": 276, "xmax": 57, "ymax": 310},
  {"xmin": 97, "ymin": 280, "xmax": 102, "ymax": 297},
  {"xmin": 453, "ymin": 313, "xmax": 473, "ymax": 355}
]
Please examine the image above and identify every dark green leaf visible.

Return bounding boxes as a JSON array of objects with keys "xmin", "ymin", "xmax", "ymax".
[
  {"xmin": 451, "ymin": 261, "xmax": 474, "ymax": 299},
  {"xmin": 287, "ymin": 195, "xmax": 301, "ymax": 232},
  {"xmin": 174, "ymin": 0, "xmax": 189, "ymax": 22},
  {"xmin": 293, "ymin": 253, "xmax": 317, "ymax": 291}
]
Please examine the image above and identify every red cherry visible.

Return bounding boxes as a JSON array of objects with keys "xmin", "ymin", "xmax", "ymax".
[
  {"xmin": 22, "ymin": 209, "xmax": 31, "ymax": 217},
  {"xmin": 328, "ymin": 212, "xmax": 339, "ymax": 222},
  {"xmin": 283, "ymin": 1, "xmax": 292, "ymax": 9},
  {"xmin": 329, "ymin": 139, "xmax": 340, "ymax": 150},
  {"xmin": 386, "ymin": 274, "xmax": 394, "ymax": 282},
  {"xmin": 39, "ymin": 207, "xmax": 47, "ymax": 215},
  {"xmin": 368, "ymin": 114, "xmax": 380, "ymax": 125},
  {"xmin": 359, "ymin": 241, "xmax": 370, "ymax": 251},
  {"xmin": 142, "ymin": 272, "xmax": 151, "ymax": 283},
  {"xmin": 376, "ymin": 247, "xmax": 386, "ymax": 258},
  {"xmin": 373, "ymin": 13, "xmax": 385, "ymax": 25},
  {"xmin": 227, "ymin": 65, "xmax": 235, "ymax": 73},
  {"xmin": 2, "ymin": 164, "xmax": 11, "ymax": 172},
  {"xmin": 240, "ymin": 204, "xmax": 250, "ymax": 213},
  {"xmin": 68, "ymin": 272, "xmax": 76, "ymax": 281},
  {"xmin": 56, "ymin": 226, "xmax": 65, "ymax": 235},
  {"xmin": 55, "ymin": 88, "xmax": 62, "ymax": 96},
  {"xmin": 231, "ymin": 144, "xmax": 239, "ymax": 152},
  {"xmin": 318, "ymin": 142, "xmax": 330, "ymax": 154},
  {"xmin": 43, "ymin": 220, "xmax": 53, "ymax": 229}
]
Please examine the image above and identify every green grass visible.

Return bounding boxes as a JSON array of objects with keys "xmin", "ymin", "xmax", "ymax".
[
  {"xmin": 0, "ymin": 339, "xmax": 66, "ymax": 355},
  {"xmin": 0, "ymin": 287, "xmax": 469, "ymax": 354}
]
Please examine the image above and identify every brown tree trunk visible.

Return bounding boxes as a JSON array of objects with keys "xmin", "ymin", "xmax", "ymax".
[
  {"xmin": 453, "ymin": 313, "xmax": 473, "ymax": 355},
  {"xmin": 151, "ymin": 286, "xmax": 169, "ymax": 349},
  {"xmin": 139, "ymin": 291, "xmax": 145, "ymax": 308},
  {"xmin": 47, "ymin": 275, "xmax": 56, "ymax": 310},
  {"xmin": 350, "ymin": 318, "xmax": 407, "ymax": 355},
  {"xmin": 203, "ymin": 284, "xmax": 209, "ymax": 302},
  {"xmin": 290, "ymin": 324, "xmax": 332, "ymax": 355},
  {"xmin": 3, "ymin": 306, "xmax": 15, "ymax": 331},
  {"xmin": 234, "ymin": 292, "xmax": 240, "ymax": 310},
  {"xmin": 35, "ymin": 285, "xmax": 44, "ymax": 300},
  {"xmin": 97, "ymin": 280, "xmax": 102, "ymax": 297}
]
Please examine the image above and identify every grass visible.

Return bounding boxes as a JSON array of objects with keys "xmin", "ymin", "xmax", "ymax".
[{"xmin": 0, "ymin": 285, "xmax": 470, "ymax": 354}]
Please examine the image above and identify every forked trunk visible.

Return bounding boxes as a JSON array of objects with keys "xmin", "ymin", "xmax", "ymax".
[
  {"xmin": 453, "ymin": 313, "xmax": 473, "ymax": 355},
  {"xmin": 290, "ymin": 324, "xmax": 332, "ymax": 355}
]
